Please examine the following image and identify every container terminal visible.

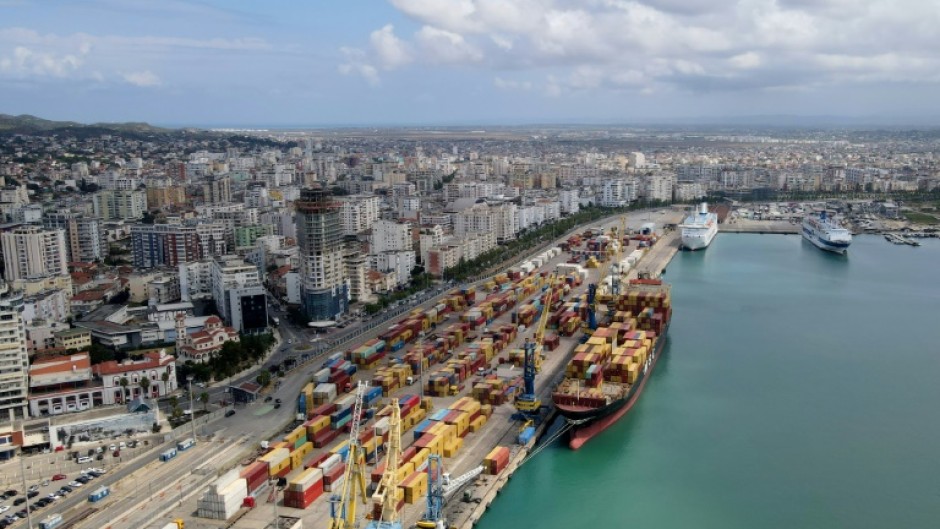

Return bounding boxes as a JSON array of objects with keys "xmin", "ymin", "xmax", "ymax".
[{"xmin": 54, "ymin": 209, "xmax": 686, "ymax": 529}]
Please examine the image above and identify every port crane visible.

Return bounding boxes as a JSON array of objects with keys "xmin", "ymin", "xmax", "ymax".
[
  {"xmin": 365, "ymin": 398, "xmax": 403, "ymax": 529},
  {"xmin": 328, "ymin": 382, "xmax": 370, "ymax": 529},
  {"xmin": 584, "ymin": 217, "xmax": 625, "ymax": 334},
  {"xmin": 515, "ymin": 273, "xmax": 557, "ymax": 416},
  {"xmin": 416, "ymin": 454, "xmax": 484, "ymax": 529}
]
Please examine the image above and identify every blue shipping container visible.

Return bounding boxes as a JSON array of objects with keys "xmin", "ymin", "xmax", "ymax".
[
  {"xmin": 297, "ymin": 394, "xmax": 306, "ymax": 415},
  {"xmin": 518, "ymin": 426, "xmax": 536, "ymax": 445},
  {"xmin": 430, "ymin": 409, "xmax": 449, "ymax": 421},
  {"xmin": 336, "ymin": 443, "xmax": 351, "ymax": 461},
  {"xmin": 88, "ymin": 486, "xmax": 110, "ymax": 502}
]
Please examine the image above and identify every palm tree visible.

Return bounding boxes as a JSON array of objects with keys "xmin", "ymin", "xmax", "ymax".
[
  {"xmin": 139, "ymin": 376, "xmax": 151, "ymax": 399},
  {"xmin": 199, "ymin": 392, "xmax": 209, "ymax": 411},
  {"xmin": 118, "ymin": 377, "xmax": 129, "ymax": 402},
  {"xmin": 161, "ymin": 372, "xmax": 170, "ymax": 396}
]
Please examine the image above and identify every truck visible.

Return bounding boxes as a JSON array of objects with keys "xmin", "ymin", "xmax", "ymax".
[
  {"xmin": 88, "ymin": 486, "xmax": 110, "ymax": 503},
  {"xmin": 38, "ymin": 514, "xmax": 63, "ymax": 529},
  {"xmin": 177, "ymin": 438, "xmax": 195, "ymax": 451}
]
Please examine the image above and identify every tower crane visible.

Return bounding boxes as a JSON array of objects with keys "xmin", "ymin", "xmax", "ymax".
[
  {"xmin": 416, "ymin": 454, "xmax": 484, "ymax": 529},
  {"xmin": 365, "ymin": 398, "xmax": 403, "ymax": 529},
  {"xmin": 328, "ymin": 382, "xmax": 370, "ymax": 529},
  {"xmin": 515, "ymin": 273, "xmax": 557, "ymax": 416}
]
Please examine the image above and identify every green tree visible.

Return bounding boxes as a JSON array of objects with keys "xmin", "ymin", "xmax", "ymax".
[
  {"xmin": 161, "ymin": 372, "xmax": 170, "ymax": 396},
  {"xmin": 119, "ymin": 377, "xmax": 129, "ymax": 400},
  {"xmin": 199, "ymin": 392, "xmax": 210, "ymax": 411},
  {"xmin": 138, "ymin": 376, "xmax": 150, "ymax": 398},
  {"xmin": 169, "ymin": 395, "xmax": 179, "ymax": 410},
  {"xmin": 256, "ymin": 370, "xmax": 272, "ymax": 387}
]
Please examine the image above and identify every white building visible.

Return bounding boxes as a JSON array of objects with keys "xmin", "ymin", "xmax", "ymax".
[
  {"xmin": 674, "ymin": 182, "xmax": 707, "ymax": 202},
  {"xmin": 560, "ymin": 189, "xmax": 580, "ymax": 214},
  {"xmin": 419, "ymin": 225, "xmax": 445, "ymax": 265},
  {"xmin": 640, "ymin": 173, "xmax": 675, "ymax": 202},
  {"xmin": 1, "ymin": 226, "xmax": 68, "ymax": 282},
  {"xmin": 210, "ymin": 255, "xmax": 267, "ymax": 333},
  {"xmin": 600, "ymin": 179, "xmax": 632, "ymax": 208},
  {"xmin": 179, "ymin": 260, "xmax": 213, "ymax": 300},
  {"xmin": 371, "ymin": 219, "xmax": 412, "ymax": 254},
  {"xmin": 0, "ymin": 284, "xmax": 28, "ymax": 419},
  {"xmin": 339, "ymin": 195, "xmax": 381, "ymax": 236},
  {"xmin": 369, "ymin": 251, "xmax": 416, "ymax": 287},
  {"xmin": 92, "ymin": 189, "xmax": 147, "ymax": 220}
]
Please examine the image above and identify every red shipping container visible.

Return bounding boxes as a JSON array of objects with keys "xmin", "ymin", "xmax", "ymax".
[
  {"xmin": 399, "ymin": 446, "xmax": 417, "ymax": 465},
  {"xmin": 274, "ymin": 464, "xmax": 291, "ymax": 479},
  {"xmin": 358, "ymin": 428, "xmax": 375, "ymax": 445},
  {"xmin": 311, "ymin": 403, "xmax": 337, "ymax": 417},
  {"xmin": 414, "ymin": 433, "xmax": 437, "ymax": 450},
  {"xmin": 313, "ymin": 428, "xmax": 340, "ymax": 448},
  {"xmin": 306, "ymin": 452, "xmax": 331, "ymax": 470},
  {"xmin": 323, "ymin": 463, "xmax": 345, "ymax": 485}
]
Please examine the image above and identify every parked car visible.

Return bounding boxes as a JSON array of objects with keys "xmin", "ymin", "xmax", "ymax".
[
  {"xmin": 51, "ymin": 474, "xmax": 66, "ymax": 481},
  {"xmin": 225, "ymin": 409, "xmax": 236, "ymax": 417}
]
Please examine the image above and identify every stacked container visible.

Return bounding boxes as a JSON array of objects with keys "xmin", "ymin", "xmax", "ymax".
[
  {"xmin": 283, "ymin": 468, "xmax": 324, "ymax": 509},
  {"xmin": 196, "ymin": 475, "xmax": 248, "ymax": 520},
  {"xmin": 240, "ymin": 461, "xmax": 268, "ymax": 494},
  {"xmin": 259, "ymin": 447, "xmax": 291, "ymax": 478}
]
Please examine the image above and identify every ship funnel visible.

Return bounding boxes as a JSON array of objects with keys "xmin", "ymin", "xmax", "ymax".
[{"xmin": 699, "ymin": 202, "xmax": 708, "ymax": 215}]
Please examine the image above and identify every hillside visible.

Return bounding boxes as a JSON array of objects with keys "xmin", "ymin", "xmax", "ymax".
[{"xmin": 0, "ymin": 113, "xmax": 172, "ymax": 136}]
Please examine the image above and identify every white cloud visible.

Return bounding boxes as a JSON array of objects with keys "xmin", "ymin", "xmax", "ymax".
[
  {"xmin": 338, "ymin": 47, "xmax": 380, "ymax": 86},
  {"xmin": 348, "ymin": 0, "xmax": 940, "ymax": 95},
  {"xmin": 730, "ymin": 52, "xmax": 762, "ymax": 70},
  {"xmin": 0, "ymin": 45, "xmax": 83, "ymax": 77},
  {"xmin": 416, "ymin": 26, "xmax": 482, "ymax": 64},
  {"xmin": 122, "ymin": 70, "xmax": 161, "ymax": 87},
  {"xmin": 493, "ymin": 76, "xmax": 532, "ymax": 90},
  {"xmin": 370, "ymin": 25, "xmax": 412, "ymax": 70}
]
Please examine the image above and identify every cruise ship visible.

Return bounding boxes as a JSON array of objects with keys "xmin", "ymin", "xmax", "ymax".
[
  {"xmin": 802, "ymin": 211, "xmax": 852, "ymax": 254},
  {"xmin": 680, "ymin": 203, "xmax": 719, "ymax": 250}
]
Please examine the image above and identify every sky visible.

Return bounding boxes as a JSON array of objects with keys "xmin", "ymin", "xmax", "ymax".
[{"xmin": 1, "ymin": 0, "xmax": 939, "ymax": 127}]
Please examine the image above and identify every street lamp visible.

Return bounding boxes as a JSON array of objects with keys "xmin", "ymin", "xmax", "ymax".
[
  {"xmin": 187, "ymin": 375, "xmax": 196, "ymax": 445},
  {"xmin": 18, "ymin": 450, "xmax": 33, "ymax": 529}
]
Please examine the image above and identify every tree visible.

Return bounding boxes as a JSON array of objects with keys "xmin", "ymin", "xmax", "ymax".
[
  {"xmin": 256, "ymin": 371, "xmax": 272, "ymax": 387},
  {"xmin": 152, "ymin": 422, "xmax": 161, "ymax": 433},
  {"xmin": 138, "ymin": 376, "xmax": 150, "ymax": 398},
  {"xmin": 169, "ymin": 395, "xmax": 179, "ymax": 410},
  {"xmin": 119, "ymin": 377, "xmax": 129, "ymax": 401},
  {"xmin": 200, "ymin": 392, "xmax": 209, "ymax": 411},
  {"xmin": 161, "ymin": 372, "xmax": 170, "ymax": 396}
]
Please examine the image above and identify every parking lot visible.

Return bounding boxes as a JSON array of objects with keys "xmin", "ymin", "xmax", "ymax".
[{"xmin": 0, "ymin": 466, "xmax": 108, "ymax": 528}]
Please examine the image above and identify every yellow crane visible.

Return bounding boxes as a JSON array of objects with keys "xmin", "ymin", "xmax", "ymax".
[
  {"xmin": 365, "ymin": 398, "xmax": 403, "ymax": 529},
  {"xmin": 515, "ymin": 273, "xmax": 557, "ymax": 415},
  {"xmin": 328, "ymin": 382, "xmax": 370, "ymax": 529}
]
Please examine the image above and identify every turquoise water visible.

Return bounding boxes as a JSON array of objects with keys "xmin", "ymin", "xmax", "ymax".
[{"xmin": 476, "ymin": 234, "xmax": 940, "ymax": 529}]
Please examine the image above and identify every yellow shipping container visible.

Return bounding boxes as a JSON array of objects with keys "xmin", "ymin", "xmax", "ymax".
[
  {"xmin": 269, "ymin": 457, "xmax": 291, "ymax": 477},
  {"xmin": 469, "ymin": 415, "xmax": 487, "ymax": 433},
  {"xmin": 307, "ymin": 415, "xmax": 330, "ymax": 437},
  {"xmin": 331, "ymin": 440, "xmax": 349, "ymax": 455},
  {"xmin": 290, "ymin": 450, "xmax": 303, "ymax": 470},
  {"xmin": 413, "ymin": 448, "xmax": 430, "ymax": 469},
  {"xmin": 395, "ymin": 461, "xmax": 414, "ymax": 483},
  {"xmin": 400, "ymin": 470, "xmax": 429, "ymax": 504}
]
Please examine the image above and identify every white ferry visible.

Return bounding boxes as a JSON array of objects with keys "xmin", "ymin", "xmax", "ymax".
[
  {"xmin": 680, "ymin": 203, "xmax": 719, "ymax": 251},
  {"xmin": 802, "ymin": 211, "xmax": 852, "ymax": 254}
]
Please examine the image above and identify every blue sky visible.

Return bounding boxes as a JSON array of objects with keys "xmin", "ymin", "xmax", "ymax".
[{"xmin": 1, "ymin": 0, "xmax": 939, "ymax": 126}]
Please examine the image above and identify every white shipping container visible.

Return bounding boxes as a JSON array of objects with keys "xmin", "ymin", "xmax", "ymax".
[
  {"xmin": 374, "ymin": 417, "xmax": 390, "ymax": 436},
  {"xmin": 325, "ymin": 474, "xmax": 345, "ymax": 492},
  {"xmin": 212, "ymin": 468, "xmax": 241, "ymax": 494},
  {"xmin": 289, "ymin": 468, "xmax": 323, "ymax": 491},
  {"xmin": 334, "ymin": 393, "xmax": 356, "ymax": 410},
  {"xmin": 313, "ymin": 383, "xmax": 337, "ymax": 402},
  {"xmin": 314, "ymin": 368, "xmax": 331, "ymax": 383},
  {"xmin": 318, "ymin": 453, "xmax": 342, "ymax": 473}
]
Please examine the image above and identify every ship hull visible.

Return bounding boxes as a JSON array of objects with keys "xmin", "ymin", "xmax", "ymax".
[
  {"xmin": 555, "ymin": 321, "xmax": 669, "ymax": 449},
  {"xmin": 802, "ymin": 227, "xmax": 851, "ymax": 254},
  {"xmin": 681, "ymin": 225, "xmax": 717, "ymax": 251}
]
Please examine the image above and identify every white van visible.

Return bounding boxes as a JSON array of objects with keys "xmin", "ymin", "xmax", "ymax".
[{"xmin": 77, "ymin": 456, "xmax": 92, "ymax": 464}]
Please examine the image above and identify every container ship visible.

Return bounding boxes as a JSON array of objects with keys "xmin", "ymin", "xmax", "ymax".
[
  {"xmin": 680, "ymin": 202, "xmax": 718, "ymax": 250},
  {"xmin": 802, "ymin": 211, "xmax": 852, "ymax": 254},
  {"xmin": 551, "ymin": 279, "xmax": 672, "ymax": 449}
]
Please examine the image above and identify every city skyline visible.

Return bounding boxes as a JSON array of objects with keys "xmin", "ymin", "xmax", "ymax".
[{"xmin": 2, "ymin": 1, "xmax": 940, "ymax": 126}]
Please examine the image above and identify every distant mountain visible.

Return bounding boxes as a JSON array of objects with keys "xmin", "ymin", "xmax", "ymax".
[{"xmin": 0, "ymin": 113, "xmax": 173, "ymax": 136}]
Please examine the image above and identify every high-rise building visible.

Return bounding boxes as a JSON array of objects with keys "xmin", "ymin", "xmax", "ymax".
[
  {"xmin": 370, "ymin": 219, "xmax": 411, "ymax": 253},
  {"xmin": 202, "ymin": 175, "xmax": 232, "ymax": 204},
  {"xmin": 42, "ymin": 212, "xmax": 109, "ymax": 263},
  {"xmin": 1, "ymin": 226, "xmax": 68, "ymax": 281},
  {"xmin": 295, "ymin": 188, "xmax": 348, "ymax": 321},
  {"xmin": 0, "ymin": 283, "xmax": 28, "ymax": 420},
  {"xmin": 210, "ymin": 255, "xmax": 268, "ymax": 333},
  {"xmin": 131, "ymin": 223, "xmax": 203, "ymax": 269},
  {"xmin": 146, "ymin": 183, "xmax": 187, "ymax": 209},
  {"xmin": 92, "ymin": 189, "xmax": 148, "ymax": 220}
]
